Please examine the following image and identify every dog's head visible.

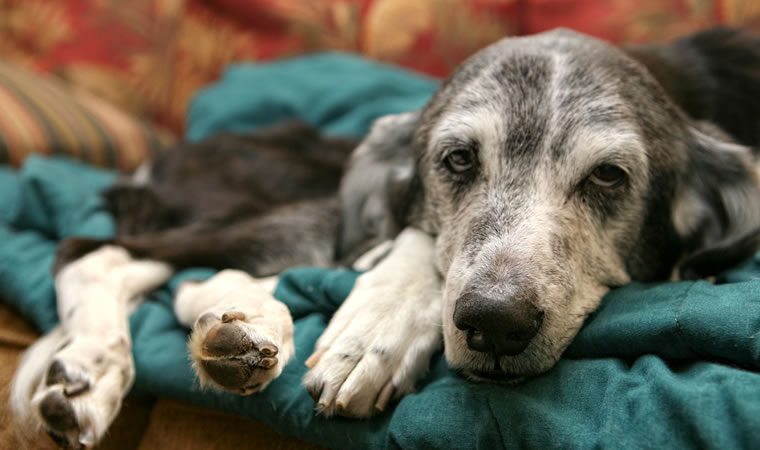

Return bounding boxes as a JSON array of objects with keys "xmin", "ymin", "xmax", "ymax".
[{"xmin": 341, "ymin": 29, "xmax": 760, "ymax": 381}]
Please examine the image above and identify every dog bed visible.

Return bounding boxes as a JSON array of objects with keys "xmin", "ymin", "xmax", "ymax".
[{"xmin": 1, "ymin": 53, "xmax": 758, "ymax": 449}]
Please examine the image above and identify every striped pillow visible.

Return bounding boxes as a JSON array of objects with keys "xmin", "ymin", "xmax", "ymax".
[{"xmin": 0, "ymin": 62, "xmax": 175, "ymax": 170}]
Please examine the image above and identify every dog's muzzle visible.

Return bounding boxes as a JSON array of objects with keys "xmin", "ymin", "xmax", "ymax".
[{"xmin": 453, "ymin": 289, "xmax": 544, "ymax": 356}]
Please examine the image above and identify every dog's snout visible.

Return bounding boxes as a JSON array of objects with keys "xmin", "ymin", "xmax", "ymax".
[{"xmin": 453, "ymin": 290, "xmax": 544, "ymax": 356}]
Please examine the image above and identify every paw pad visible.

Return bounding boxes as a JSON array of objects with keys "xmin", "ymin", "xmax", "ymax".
[
  {"xmin": 194, "ymin": 318, "xmax": 283, "ymax": 392},
  {"xmin": 39, "ymin": 391, "xmax": 78, "ymax": 433},
  {"xmin": 200, "ymin": 358, "xmax": 253, "ymax": 389},
  {"xmin": 203, "ymin": 323, "xmax": 252, "ymax": 356}
]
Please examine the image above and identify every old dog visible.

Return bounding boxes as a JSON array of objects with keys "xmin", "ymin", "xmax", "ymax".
[
  {"xmin": 304, "ymin": 26, "xmax": 760, "ymax": 415},
  {"xmin": 10, "ymin": 27, "xmax": 760, "ymax": 447}
]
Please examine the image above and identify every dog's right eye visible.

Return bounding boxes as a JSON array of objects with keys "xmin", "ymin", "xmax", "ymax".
[
  {"xmin": 444, "ymin": 150, "xmax": 473, "ymax": 173},
  {"xmin": 589, "ymin": 164, "xmax": 627, "ymax": 188}
]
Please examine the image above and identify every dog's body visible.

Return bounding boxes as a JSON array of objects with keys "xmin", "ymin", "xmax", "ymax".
[{"xmin": 10, "ymin": 27, "xmax": 760, "ymax": 447}]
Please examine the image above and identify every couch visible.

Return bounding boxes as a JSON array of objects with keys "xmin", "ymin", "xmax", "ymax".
[{"xmin": 1, "ymin": 1, "xmax": 758, "ymax": 448}]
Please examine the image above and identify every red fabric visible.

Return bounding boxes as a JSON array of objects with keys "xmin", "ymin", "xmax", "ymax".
[
  {"xmin": 1, "ymin": 0, "xmax": 758, "ymax": 134},
  {"xmin": 520, "ymin": 0, "xmax": 619, "ymax": 41}
]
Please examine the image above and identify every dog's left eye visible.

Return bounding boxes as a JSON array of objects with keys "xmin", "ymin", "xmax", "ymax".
[
  {"xmin": 589, "ymin": 164, "xmax": 626, "ymax": 187},
  {"xmin": 445, "ymin": 150, "xmax": 473, "ymax": 173}
]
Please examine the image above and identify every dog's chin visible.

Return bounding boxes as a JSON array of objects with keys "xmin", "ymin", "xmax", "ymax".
[
  {"xmin": 443, "ymin": 328, "xmax": 563, "ymax": 383},
  {"xmin": 453, "ymin": 355, "xmax": 555, "ymax": 385},
  {"xmin": 463, "ymin": 369, "xmax": 527, "ymax": 384}
]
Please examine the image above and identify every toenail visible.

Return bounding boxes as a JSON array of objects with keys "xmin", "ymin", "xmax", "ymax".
[
  {"xmin": 258, "ymin": 357, "xmax": 278, "ymax": 369},
  {"xmin": 305, "ymin": 348, "xmax": 327, "ymax": 369},
  {"xmin": 221, "ymin": 311, "xmax": 246, "ymax": 323},
  {"xmin": 259, "ymin": 344, "xmax": 278, "ymax": 357},
  {"xmin": 374, "ymin": 380, "xmax": 396, "ymax": 412},
  {"xmin": 64, "ymin": 380, "xmax": 90, "ymax": 396},
  {"xmin": 197, "ymin": 312, "xmax": 218, "ymax": 327}
]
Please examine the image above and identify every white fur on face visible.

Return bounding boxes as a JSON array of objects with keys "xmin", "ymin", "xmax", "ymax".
[{"xmin": 420, "ymin": 52, "xmax": 655, "ymax": 379}]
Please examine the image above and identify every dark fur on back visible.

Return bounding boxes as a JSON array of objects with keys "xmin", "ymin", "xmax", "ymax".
[
  {"xmin": 625, "ymin": 27, "xmax": 760, "ymax": 278},
  {"xmin": 110, "ymin": 122, "xmax": 354, "ymax": 235},
  {"xmin": 625, "ymin": 27, "xmax": 760, "ymax": 148},
  {"xmin": 55, "ymin": 122, "xmax": 358, "ymax": 277}
]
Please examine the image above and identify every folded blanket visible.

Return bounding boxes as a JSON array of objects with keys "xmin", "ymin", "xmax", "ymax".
[{"xmin": 1, "ymin": 53, "xmax": 759, "ymax": 449}]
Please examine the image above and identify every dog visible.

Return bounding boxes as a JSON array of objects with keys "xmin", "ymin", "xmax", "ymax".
[
  {"xmin": 10, "ymin": 26, "xmax": 760, "ymax": 447},
  {"xmin": 302, "ymin": 26, "xmax": 760, "ymax": 416}
]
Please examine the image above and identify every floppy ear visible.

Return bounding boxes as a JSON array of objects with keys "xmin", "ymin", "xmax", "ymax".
[
  {"xmin": 673, "ymin": 126, "xmax": 760, "ymax": 280},
  {"xmin": 336, "ymin": 111, "xmax": 421, "ymax": 263}
]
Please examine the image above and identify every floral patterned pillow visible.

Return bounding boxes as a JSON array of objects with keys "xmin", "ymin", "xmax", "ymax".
[{"xmin": 1, "ymin": 0, "xmax": 757, "ymax": 139}]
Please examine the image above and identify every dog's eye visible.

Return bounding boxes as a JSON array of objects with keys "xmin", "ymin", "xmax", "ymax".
[
  {"xmin": 589, "ymin": 164, "xmax": 626, "ymax": 187},
  {"xmin": 445, "ymin": 150, "xmax": 473, "ymax": 173}
]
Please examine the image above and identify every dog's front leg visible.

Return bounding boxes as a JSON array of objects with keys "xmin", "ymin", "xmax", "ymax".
[
  {"xmin": 175, "ymin": 270, "xmax": 294, "ymax": 395},
  {"xmin": 10, "ymin": 244, "xmax": 172, "ymax": 449},
  {"xmin": 303, "ymin": 227, "xmax": 442, "ymax": 418}
]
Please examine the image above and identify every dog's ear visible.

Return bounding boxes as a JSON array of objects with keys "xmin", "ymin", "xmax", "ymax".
[
  {"xmin": 673, "ymin": 126, "xmax": 760, "ymax": 280},
  {"xmin": 336, "ymin": 111, "xmax": 421, "ymax": 262}
]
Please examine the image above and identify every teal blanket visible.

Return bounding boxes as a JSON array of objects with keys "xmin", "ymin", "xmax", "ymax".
[{"xmin": 1, "ymin": 54, "xmax": 759, "ymax": 449}]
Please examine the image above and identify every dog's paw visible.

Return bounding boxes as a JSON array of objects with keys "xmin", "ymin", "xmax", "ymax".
[
  {"xmin": 302, "ymin": 272, "xmax": 442, "ymax": 418},
  {"xmin": 182, "ymin": 271, "xmax": 294, "ymax": 395},
  {"xmin": 32, "ymin": 335, "xmax": 134, "ymax": 449},
  {"xmin": 188, "ymin": 312, "xmax": 290, "ymax": 394}
]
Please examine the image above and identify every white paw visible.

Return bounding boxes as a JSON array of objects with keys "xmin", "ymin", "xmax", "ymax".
[
  {"xmin": 14, "ymin": 244, "xmax": 172, "ymax": 449},
  {"xmin": 31, "ymin": 334, "xmax": 134, "ymax": 449},
  {"xmin": 181, "ymin": 270, "xmax": 295, "ymax": 394},
  {"xmin": 302, "ymin": 269, "xmax": 442, "ymax": 418}
]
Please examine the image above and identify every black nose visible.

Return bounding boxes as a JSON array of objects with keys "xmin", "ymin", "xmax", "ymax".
[{"xmin": 453, "ymin": 290, "xmax": 544, "ymax": 356}]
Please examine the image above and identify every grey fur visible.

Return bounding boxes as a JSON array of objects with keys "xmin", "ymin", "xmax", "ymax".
[
  {"xmin": 342, "ymin": 29, "xmax": 760, "ymax": 381},
  {"xmin": 337, "ymin": 111, "xmax": 420, "ymax": 263}
]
